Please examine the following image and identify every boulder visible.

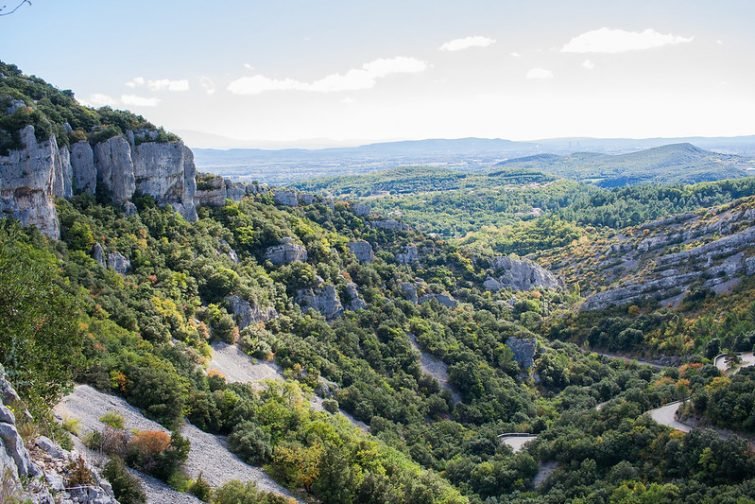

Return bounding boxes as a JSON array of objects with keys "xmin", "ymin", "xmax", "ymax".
[
  {"xmin": 344, "ymin": 282, "xmax": 367, "ymax": 311},
  {"xmin": 370, "ymin": 218, "xmax": 408, "ymax": 231},
  {"xmin": 396, "ymin": 244, "xmax": 419, "ymax": 264},
  {"xmin": 195, "ymin": 173, "xmax": 227, "ymax": 207},
  {"xmin": 399, "ymin": 282, "xmax": 419, "ymax": 304},
  {"xmin": 264, "ymin": 237, "xmax": 307, "ymax": 265},
  {"xmin": 226, "ymin": 295, "xmax": 278, "ymax": 329},
  {"xmin": 486, "ymin": 256, "xmax": 562, "ymax": 292},
  {"xmin": 273, "ymin": 190, "xmax": 298, "ymax": 207},
  {"xmin": 107, "ymin": 251, "xmax": 131, "ymax": 274},
  {"xmin": 348, "ymin": 240, "xmax": 374, "ymax": 263},
  {"xmin": 352, "ymin": 203, "xmax": 370, "ymax": 217},
  {"xmin": 419, "ymin": 293, "xmax": 457, "ymax": 308},
  {"xmin": 92, "ymin": 243, "xmax": 106, "ymax": 268},
  {"xmin": 296, "ymin": 284, "xmax": 343, "ymax": 320},
  {"xmin": 506, "ymin": 337, "xmax": 537, "ymax": 369}
]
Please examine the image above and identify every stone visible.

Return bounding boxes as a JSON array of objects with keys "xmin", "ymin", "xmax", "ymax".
[
  {"xmin": 296, "ymin": 284, "xmax": 343, "ymax": 320},
  {"xmin": 0, "ymin": 403, "xmax": 15, "ymax": 424},
  {"xmin": 506, "ymin": 337, "xmax": 537, "ymax": 369},
  {"xmin": 352, "ymin": 203, "xmax": 370, "ymax": 217},
  {"xmin": 225, "ymin": 295, "xmax": 278, "ymax": 329},
  {"xmin": 396, "ymin": 244, "xmax": 419, "ymax": 264},
  {"xmin": 399, "ymin": 282, "xmax": 419, "ymax": 304},
  {"xmin": 419, "ymin": 293, "xmax": 457, "ymax": 308},
  {"xmin": 107, "ymin": 252, "xmax": 131, "ymax": 274},
  {"xmin": 370, "ymin": 218, "xmax": 408, "ymax": 231},
  {"xmin": 195, "ymin": 173, "xmax": 227, "ymax": 207},
  {"xmin": 0, "ymin": 125, "xmax": 61, "ymax": 238},
  {"xmin": 273, "ymin": 190, "xmax": 298, "ymax": 206},
  {"xmin": 123, "ymin": 201, "xmax": 138, "ymax": 217},
  {"xmin": 71, "ymin": 141, "xmax": 96, "ymax": 195},
  {"xmin": 298, "ymin": 193, "xmax": 315, "ymax": 205},
  {"xmin": 486, "ymin": 256, "xmax": 562, "ymax": 292},
  {"xmin": 92, "ymin": 243, "xmax": 106, "ymax": 267},
  {"xmin": 0, "ymin": 422, "xmax": 39, "ymax": 477},
  {"xmin": 344, "ymin": 282, "xmax": 367, "ymax": 311},
  {"xmin": 36, "ymin": 436, "xmax": 67, "ymax": 460},
  {"xmin": 264, "ymin": 237, "xmax": 307, "ymax": 265},
  {"xmin": 348, "ymin": 240, "xmax": 374, "ymax": 263}
]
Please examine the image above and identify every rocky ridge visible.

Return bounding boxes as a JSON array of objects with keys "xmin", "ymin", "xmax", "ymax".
[{"xmin": 541, "ymin": 198, "xmax": 755, "ymax": 310}]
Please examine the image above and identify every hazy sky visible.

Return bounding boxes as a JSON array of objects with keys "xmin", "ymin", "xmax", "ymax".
[{"xmin": 2, "ymin": 0, "xmax": 755, "ymax": 147}]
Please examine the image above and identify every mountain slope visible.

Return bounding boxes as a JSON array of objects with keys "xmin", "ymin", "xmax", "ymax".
[{"xmin": 497, "ymin": 143, "xmax": 754, "ymax": 186}]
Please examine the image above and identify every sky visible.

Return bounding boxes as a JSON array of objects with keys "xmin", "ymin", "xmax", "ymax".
[{"xmin": 2, "ymin": 0, "xmax": 755, "ymax": 148}]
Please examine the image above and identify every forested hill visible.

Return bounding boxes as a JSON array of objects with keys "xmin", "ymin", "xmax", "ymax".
[
  {"xmin": 2, "ymin": 61, "xmax": 755, "ymax": 504},
  {"xmin": 497, "ymin": 143, "xmax": 754, "ymax": 187}
]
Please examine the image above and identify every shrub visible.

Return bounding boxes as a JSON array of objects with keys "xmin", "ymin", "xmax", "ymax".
[
  {"xmin": 103, "ymin": 457, "xmax": 147, "ymax": 504},
  {"xmin": 100, "ymin": 411, "xmax": 125, "ymax": 429},
  {"xmin": 189, "ymin": 472, "xmax": 212, "ymax": 502},
  {"xmin": 62, "ymin": 417, "xmax": 80, "ymax": 435},
  {"xmin": 66, "ymin": 456, "xmax": 95, "ymax": 487},
  {"xmin": 228, "ymin": 421, "xmax": 273, "ymax": 465},
  {"xmin": 322, "ymin": 399, "xmax": 339, "ymax": 414}
]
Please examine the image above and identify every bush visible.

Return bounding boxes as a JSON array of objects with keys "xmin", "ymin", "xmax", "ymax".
[
  {"xmin": 100, "ymin": 411, "xmax": 125, "ymax": 429},
  {"xmin": 228, "ymin": 421, "xmax": 273, "ymax": 465},
  {"xmin": 103, "ymin": 457, "xmax": 147, "ymax": 504},
  {"xmin": 322, "ymin": 399, "xmax": 339, "ymax": 414},
  {"xmin": 190, "ymin": 472, "xmax": 212, "ymax": 502}
]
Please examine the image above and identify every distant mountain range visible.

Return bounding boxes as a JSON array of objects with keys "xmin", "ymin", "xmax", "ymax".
[
  {"xmin": 497, "ymin": 143, "xmax": 755, "ymax": 187},
  {"xmin": 193, "ymin": 136, "xmax": 755, "ymax": 186}
]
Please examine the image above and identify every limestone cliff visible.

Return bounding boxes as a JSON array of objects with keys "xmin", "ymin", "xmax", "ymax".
[
  {"xmin": 540, "ymin": 198, "xmax": 755, "ymax": 310},
  {"xmin": 0, "ymin": 125, "xmax": 201, "ymax": 238},
  {"xmin": 0, "ymin": 126, "xmax": 62, "ymax": 238}
]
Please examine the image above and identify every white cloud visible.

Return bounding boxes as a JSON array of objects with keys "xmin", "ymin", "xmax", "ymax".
[
  {"xmin": 81, "ymin": 93, "xmax": 117, "ymax": 107},
  {"xmin": 439, "ymin": 35, "xmax": 496, "ymax": 52},
  {"xmin": 510, "ymin": 52, "xmax": 522, "ymax": 58},
  {"xmin": 582, "ymin": 59, "xmax": 595, "ymax": 70},
  {"xmin": 125, "ymin": 77, "xmax": 145, "ymax": 88},
  {"xmin": 341, "ymin": 97, "xmax": 356, "ymax": 105},
  {"xmin": 126, "ymin": 77, "xmax": 189, "ymax": 92},
  {"xmin": 121, "ymin": 94, "xmax": 161, "ymax": 107},
  {"xmin": 200, "ymin": 77, "xmax": 216, "ymax": 95},
  {"xmin": 227, "ymin": 56, "xmax": 428, "ymax": 95},
  {"xmin": 526, "ymin": 68, "xmax": 554, "ymax": 80},
  {"xmin": 561, "ymin": 28, "xmax": 693, "ymax": 53},
  {"xmin": 243, "ymin": 63, "xmax": 254, "ymax": 70},
  {"xmin": 716, "ymin": 39, "xmax": 724, "ymax": 45}
]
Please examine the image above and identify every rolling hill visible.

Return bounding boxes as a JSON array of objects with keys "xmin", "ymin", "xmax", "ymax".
[{"xmin": 497, "ymin": 143, "xmax": 754, "ymax": 186}]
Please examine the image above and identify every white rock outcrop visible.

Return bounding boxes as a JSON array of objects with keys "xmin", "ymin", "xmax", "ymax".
[{"xmin": 0, "ymin": 126, "xmax": 62, "ymax": 238}]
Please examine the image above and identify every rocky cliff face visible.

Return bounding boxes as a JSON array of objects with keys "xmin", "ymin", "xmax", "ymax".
[
  {"xmin": 541, "ymin": 199, "xmax": 755, "ymax": 311},
  {"xmin": 0, "ymin": 126, "xmax": 62, "ymax": 238},
  {"xmin": 1, "ymin": 125, "xmax": 201, "ymax": 238},
  {"xmin": 484, "ymin": 256, "xmax": 562, "ymax": 292}
]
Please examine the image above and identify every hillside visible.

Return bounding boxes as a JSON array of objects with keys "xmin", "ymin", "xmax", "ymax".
[
  {"xmin": 2, "ymin": 62, "xmax": 755, "ymax": 504},
  {"xmin": 497, "ymin": 143, "xmax": 754, "ymax": 186}
]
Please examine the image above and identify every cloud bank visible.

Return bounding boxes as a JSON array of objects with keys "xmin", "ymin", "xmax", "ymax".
[
  {"xmin": 562, "ymin": 28, "xmax": 693, "ymax": 53},
  {"xmin": 126, "ymin": 76, "xmax": 190, "ymax": 91},
  {"xmin": 439, "ymin": 36, "xmax": 496, "ymax": 52},
  {"xmin": 227, "ymin": 56, "xmax": 428, "ymax": 95}
]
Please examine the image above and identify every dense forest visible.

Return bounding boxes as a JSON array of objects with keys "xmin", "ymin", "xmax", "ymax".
[
  {"xmin": 1, "ymin": 59, "xmax": 754, "ymax": 504},
  {"xmin": 2, "ymin": 185, "xmax": 754, "ymax": 503}
]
